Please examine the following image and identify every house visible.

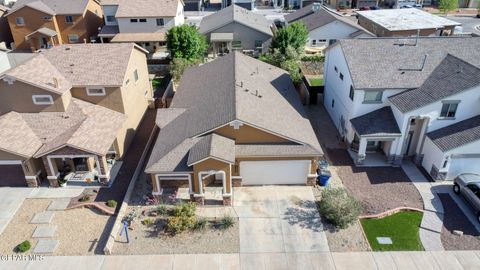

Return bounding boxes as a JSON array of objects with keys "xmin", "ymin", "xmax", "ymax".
[
  {"xmin": 0, "ymin": 5, "xmax": 13, "ymax": 47},
  {"xmin": 145, "ymin": 52, "xmax": 323, "ymax": 205},
  {"xmin": 0, "ymin": 47, "xmax": 33, "ymax": 73},
  {"xmin": 285, "ymin": 4, "xmax": 374, "ymax": 51},
  {"xmin": 5, "ymin": 0, "xmax": 103, "ymax": 51},
  {"xmin": 199, "ymin": 4, "xmax": 273, "ymax": 57},
  {"xmin": 325, "ymin": 0, "xmax": 377, "ymax": 10},
  {"xmin": 98, "ymin": 0, "xmax": 184, "ymax": 54},
  {"xmin": 323, "ymin": 37, "xmax": 480, "ymax": 180},
  {"xmin": 357, "ymin": 9, "xmax": 461, "ymax": 37},
  {"xmin": 0, "ymin": 43, "xmax": 153, "ymax": 187}
]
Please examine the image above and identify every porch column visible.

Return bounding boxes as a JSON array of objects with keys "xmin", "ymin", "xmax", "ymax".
[
  {"xmin": 356, "ymin": 137, "xmax": 367, "ymax": 165},
  {"xmin": 414, "ymin": 117, "xmax": 430, "ymax": 164},
  {"xmin": 221, "ymin": 170, "xmax": 232, "ymax": 206},
  {"xmin": 387, "ymin": 137, "xmax": 402, "ymax": 165},
  {"xmin": 97, "ymin": 156, "xmax": 109, "ymax": 183},
  {"xmin": 100, "ymin": 37, "xmax": 104, "ymax": 43},
  {"xmin": 43, "ymin": 156, "xmax": 59, "ymax": 187}
]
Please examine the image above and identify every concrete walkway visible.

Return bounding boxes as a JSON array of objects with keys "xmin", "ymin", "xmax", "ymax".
[
  {"xmin": 402, "ymin": 162, "xmax": 445, "ymax": 251},
  {"xmin": 2, "ymin": 251, "xmax": 480, "ymax": 269}
]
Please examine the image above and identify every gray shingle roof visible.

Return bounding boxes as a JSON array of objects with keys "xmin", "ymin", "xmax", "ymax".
[
  {"xmin": 389, "ymin": 54, "xmax": 480, "ymax": 113},
  {"xmin": 145, "ymin": 52, "xmax": 322, "ymax": 173},
  {"xmin": 336, "ymin": 37, "xmax": 480, "ymax": 90},
  {"xmin": 427, "ymin": 115, "xmax": 480, "ymax": 152},
  {"xmin": 187, "ymin": 134, "xmax": 235, "ymax": 166},
  {"xmin": 113, "ymin": 0, "xmax": 181, "ymax": 18},
  {"xmin": 8, "ymin": 0, "xmax": 91, "ymax": 15},
  {"xmin": 350, "ymin": 106, "xmax": 401, "ymax": 136},
  {"xmin": 199, "ymin": 4, "xmax": 273, "ymax": 36}
]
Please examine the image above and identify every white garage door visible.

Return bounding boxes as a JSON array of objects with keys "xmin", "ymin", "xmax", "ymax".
[
  {"xmin": 240, "ymin": 160, "xmax": 311, "ymax": 185},
  {"xmin": 447, "ymin": 157, "xmax": 480, "ymax": 180}
]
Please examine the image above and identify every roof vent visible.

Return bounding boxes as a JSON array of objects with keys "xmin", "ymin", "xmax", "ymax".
[
  {"xmin": 455, "ymin": 64, "xmax": 463, "ymax": 74},
  {"xmin": 312, "ymin": 2, "xmax": 321, "ymax": 12},
  {"xmin": 251, "ymin": 89, "xmax": 262, "ymax": 98}
]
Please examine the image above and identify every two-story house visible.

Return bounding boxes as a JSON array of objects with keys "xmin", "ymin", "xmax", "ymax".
[
  {"xmin": 5, "ymin": 0, "xmax": 103, "ymax": 51},
  {"xmin": 98, "ymin": 0, "xmax": 184, "ymax": 54},
  {"xmin": 323, "ymin": 37, "xmax": 480, "ymax": 181},
  {"xmin": 0, "ymin": 43, "xmax": 153, "ymax": 187}
]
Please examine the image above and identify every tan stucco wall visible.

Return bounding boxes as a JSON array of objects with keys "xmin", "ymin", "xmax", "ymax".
[
  {"xmin": 0, "ymin": 80, "xmax": 68, "ymax": 114},
  {"xmin": 70, "ymin": 86, "xmax": 125, "ymax": 113},
  {"xmin": 213, "ymin": 124, "xmax": 290, "ymax": 143},
  {"xmin": 56, "ymin": 0, "xmax": 103, "ymax": 45},
  {"xmin": 193, "ymin": 159, "xmax": 231, "ymax": 194}
]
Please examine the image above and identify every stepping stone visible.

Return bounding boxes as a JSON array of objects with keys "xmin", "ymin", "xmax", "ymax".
[
  {"xmin": 47, "ymin": 199, "xmax": 71, "ymax": 211},
  {"xmin": 377, "ymin": 237, "xmax": 393, "ymax": 245},
  {"xmin": 32, "ymin": 225, "xmax": 57, "ymax": 238},
  {"xmin": 30, "ymin": 212, "xmax": 55, "ymax": 224},
  {"xmin": 33, "ymin": 239, "xmax": 59, "ymax": 254}
]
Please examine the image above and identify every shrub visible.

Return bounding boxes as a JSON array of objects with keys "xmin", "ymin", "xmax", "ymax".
[
  {"xmin": 319, "ymin": 188, "xmax": 362, "ymax": 229},
  {"xmin": 106, "ymin": 200, "xmax": 117, "ymax": 208},
  {"xmin": 173, "ymin": 202, "xmax": 196, "ymax": 217},
  {"xmin": 301, "ymin": 54, "xmax": 325, "ymax": 62},
  {"xmin": 167, "ymin": 216, "xmax": 196, "ymax": 233},
  {"xmin": 79, "ymin": 195, "xmax": 90, "ymax": 202},
  {"xmin": 156, "ymin": 205, "xmax": 168, "ymax": 215},
  {"xmin": 16, "ymin": 240, "xmax": 31, "ymax": 253},
  {"xmin": 142, "ymin": 218, "xmax": 154, "ymax": 226},
  {"xmin": 193, "ymin": 218, "xmax": 208, "ymax": 231},
  {"xmin": 217, "ymin": 215, "xmax": 235, "ymax": 230}
]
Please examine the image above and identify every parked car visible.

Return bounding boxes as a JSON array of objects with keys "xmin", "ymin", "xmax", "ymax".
[{"xmin": 453, "ymin": 173, "xmax": 480, "ymax": 223}]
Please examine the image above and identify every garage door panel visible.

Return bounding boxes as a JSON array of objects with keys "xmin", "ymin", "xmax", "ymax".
[
  {"xmin": 0, "ymin": 165, "xmax": 27, "ymax": 187},
  {"xmin": 240, "ymin": 160, "xmax": 310, "ymax": 185},
  {"xmin": 447, "ymin": 158, "xmax": 480, "ymax": 180}
]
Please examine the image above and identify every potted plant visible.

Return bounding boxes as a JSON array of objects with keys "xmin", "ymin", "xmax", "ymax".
[{"xmin": 58, "ymin": 173, "xmax": 67, "ymax": 187}]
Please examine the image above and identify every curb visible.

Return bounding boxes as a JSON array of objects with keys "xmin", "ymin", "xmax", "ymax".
[
  {"xmin": 359, "ymin": 207, "xmax": 424, "ymax": 219},
  {"xmin": 103, "ymin": 119, "xmax": 158, "ymax": 255}
]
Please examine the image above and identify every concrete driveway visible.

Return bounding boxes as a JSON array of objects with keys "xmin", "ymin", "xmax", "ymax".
[{"xmin": 233, "ymin": 186, "xmax": 329, "ymax": 253}]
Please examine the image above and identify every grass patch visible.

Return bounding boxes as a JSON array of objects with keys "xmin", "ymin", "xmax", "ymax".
[
  {"xmin": 152, "ymin": 78, "xmax": 162, "ymax": 89},
  {"xmin": 309, "ymin": 78, "xmax": 323, "ymax": 87},
  {"xmin": 361, "ymin": 211, "xmax": 423, "ymax": 251}
]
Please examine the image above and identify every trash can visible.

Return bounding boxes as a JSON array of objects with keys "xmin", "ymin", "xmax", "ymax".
[{"xmin": 318, "ymin": 169, "xmax": 331, "ymax": 187}]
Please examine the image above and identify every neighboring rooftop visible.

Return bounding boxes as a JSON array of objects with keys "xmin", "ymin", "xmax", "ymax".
[
  {"xmin": 7, "ymin": 0, "xmax": 91, "ymax": 16},
  {"xmin": 427, "ymin": 115, "xmax": 480, "ymax": 152},
  {"xmin": 105, "ymin": 0, "xmax": 182, "ymax": 18},
  {"xmin": 335, "ymin": 37, "xmax": 480, "ymax": 90},
  {"xmin": 199, "ymin": 4, "xmax": 273, "ymax": 36},
  {"xmin": 356, "ymin": 8, "xmax": 460, "ymax": 31},
  {"xmin": 350, "ymin": 106, "xmax": 401, "ymax": 136}
]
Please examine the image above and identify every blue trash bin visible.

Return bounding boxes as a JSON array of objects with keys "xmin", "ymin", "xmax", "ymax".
[{"xmin": 318, "ymin": 169, "xmax": 331, "ymax": 187}]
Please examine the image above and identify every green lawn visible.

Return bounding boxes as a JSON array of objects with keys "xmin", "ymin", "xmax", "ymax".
[
  {"xmin": 308, "ymin": 78, "xmax": 324, "ymax": 87},
  {"xmin": 361, "ymin": 211, "xmax": 424, "ymax": 251},
  {"xmin": 152, "ymin": 78, "xmax": 162, "ymax": 89}
]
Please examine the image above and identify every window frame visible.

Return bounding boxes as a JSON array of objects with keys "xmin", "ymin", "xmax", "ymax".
[
  {"xmin": 86, "ymin": 87, "xmax": 106, "ymax": 96},
  {"xmin": 334, "ymin": 66, "xmax": 338, "ymax": 73},
  {"xmin": 67, "ymin": 34, "xmax": 79, "ymax": 43},
  {"xmin": 133, "ymin": 69, "xmax": 139, "ymax": 82},
  {"xmin": 349, "ymin": 85, "xmax": 354, "ymax": 101},
  {"xmin": 339, "ymin": 72, "xmax": 344, "ymax": 80},
  {"xmin": 156, "ymin": 18, "xmax": 165, "ymax": 26},
  {"xmin": 32, "ymin": 95, "xmax": 54, "ymax": 105},
  {"xmin": 232, "ymin": 40, "xmax": 242, "ymax": 49},
  {"xmin": 65, "ymin": 15, "xmax": 74, "ymax": 23},
  {"xmin": 130, "ymin": 18, "xmax": 138, "ymax": 23},
  {"xmin": 254, "ymin": 40, "xmax": 263, "ymax": 48},
  {"xmin": 363, "ymin": 90, "xmax": 383, "ymax": 103},
  {"xmin": 15, "ymin": 17, "xmax": 25, "ymax": 26},
  {"xmin": 139, "ymin": 18, "xmax": 147, "ymax": 23},
  {"xmin": 106, "ymin": 15, "xmax": 116, "ymax": 23},
  {"xmin": 439, "ymin": 101, "xmax": 459, "ymax": 119}
]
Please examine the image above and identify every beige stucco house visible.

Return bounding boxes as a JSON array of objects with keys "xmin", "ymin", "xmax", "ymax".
[
  {"xmin": 145, "ymin": 52, "xmax": 323, "ymax": 206},
  {"xmin": 0, "ymin": 43, "xmax": 153, "ymax": 187}
]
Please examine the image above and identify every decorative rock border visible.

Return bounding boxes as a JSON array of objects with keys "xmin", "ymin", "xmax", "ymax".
[
  {"xmin": 67, "ymin": 202, "xmax": 115, "ymax": 216},
  {"xmin": 359, "ymin": 207, "xmax": 424, "ymax": 220}
]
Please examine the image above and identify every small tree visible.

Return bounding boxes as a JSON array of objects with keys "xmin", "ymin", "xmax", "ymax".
[
  {"xmin": 270, "ymin": 21, "xmax": 308, "ymax": 54},
  {"xmin": 166, "ymin": 25, "xmax": 208, "ymax": 61},
  {"xmin": 319, "ymin": 188, "xmax": 363, "ymax": 229},
  {"xmin": 260, "ymin": 46, "xmax": 303, "ymax": 85},
  {"xmin": 439, "ymin": 0, "xmax": 458, "ymax": 15}
]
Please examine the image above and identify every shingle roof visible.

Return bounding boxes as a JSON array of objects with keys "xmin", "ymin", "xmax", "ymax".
[
  {"xmin": 0, "ymin": 112, "xmax": 43, "ymax": 158},
  {"xmin": 113, "ymin": 0, "xmax": 181, "ymax": 17},
  {"xmin": 389, "ymin": 54, "xmax": 480, "ymax": 113},
  {"xmin": 26, "ymin": 27, "xmax": 57, "ymax": 38},
  {"xmin": 427, "ymin": 115, "xmax": 480, "ymax": 152},
  {"xmin": 155, "ymin": 108, "xmax": 186, "ymax": 129},
  {"xmin": 98, "ymin": 25, "xmax": 119, "ymax": 37},
  {"xmin": 8, "ymin": 0, "xmax": 91, "ymax": 15},
  {"xmin": 336, "ymin": 37, "xmax": 480, "ymax": 90},
  {"xmin": 350, "ymin": 106, "xmax": 401, "ymax": 136},
  {"xmin": 187, "ymin": 133, "xmax": 235, "ymax": 166},
  {"xmin": 146, "ymin": 52, "xmax": 322, "ymax": 173},
  {"xmin": 235, "ymin": 144, "xmax": 321, "ymax": 157},
  {"xmin": 199, "ymin": 4, "xmax": 273, "ymax": 36},
  {"xmin": 111, "ymin": 32, "xmax": 166, "ymax": 43}
]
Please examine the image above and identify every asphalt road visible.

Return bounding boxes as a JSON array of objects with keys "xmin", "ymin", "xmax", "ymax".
[{"xmin": 447, "ymin": 16, "xmax": 480, "ymax": 35}]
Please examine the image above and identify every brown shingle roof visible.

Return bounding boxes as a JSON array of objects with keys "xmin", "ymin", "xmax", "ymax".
[
  {"xmin": 111, "ymin": 0, "xmax": 182, "ymax": 18},
  {"xmin": 187, "ymin": 134, "xmax": 235, "ymax": 166},
  {"xmin": 8, "ymin": 0, "xmax": 91, "ymax": 16},
  {"xmin": 0, "ymin": 112, "xmax": 43, "ymax": 158}
]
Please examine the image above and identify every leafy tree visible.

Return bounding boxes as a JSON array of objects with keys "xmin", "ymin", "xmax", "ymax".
[
  {"xmin": 170, "ymin": 58, "xmax": 199, "ymax": 83},
  {"xmin": 270, "ymin": 21, "xmax": 308, "ymax": 54},
  {"xmin": 166, "ymin": 25, "xmax": 208, "ymax": 61},
  {"xmin": 439, "ymin": 0, "xmax": 458, "ymax": 15},
  {"xmin": 260, "ymin": 46, "xmax": 303, "ymax": 84}
]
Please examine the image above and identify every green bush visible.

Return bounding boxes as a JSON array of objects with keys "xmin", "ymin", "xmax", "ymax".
[
  {"xmin": 16, "ymin": 240, "xmax": 31, "ymax": 253},
  {"xmin": 217, "ymin": 215, "xmax": 235, "ymax": 230},
  {"xmin": 167, "ymin": 216, "xmax": 196, "ymax": 233},
  {"xmin": 142, "ymin": 218, "xmax": 154, "ymax": 226},
  {"xmin": 173, "ymin": 202, "xmax": 196, "ymax": 217},
  {"xmin": 106, "ymin": 200, "xmax": 117, "ymax": 208},
  {"xmin": 301, "ymin": 54, "xmax": 325, "ymax": 62},
  {"xmin": 319, "ymin": 188, "xmax": 362, "ymax": 229},
  {"xmin": 193, "ymin": 218, "xmax": 208, "ymax": 231},
  {"xmin": 79, "ymin": 195, "xmax": 90, "ymax": 202},
  {"xmin": 157, "ymin": 205, "xmax": 168, "ymax": 215}
]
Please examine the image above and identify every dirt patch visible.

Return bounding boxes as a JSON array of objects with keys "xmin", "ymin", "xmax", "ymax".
[{"xmin": 438, "ymin": 193, "xmax": 480, "ymax": 250}]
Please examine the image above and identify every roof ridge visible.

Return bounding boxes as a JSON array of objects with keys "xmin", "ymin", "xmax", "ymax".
[{"xmin": 232, "ymin": 52, "xmax": 238, "ymax": 121}]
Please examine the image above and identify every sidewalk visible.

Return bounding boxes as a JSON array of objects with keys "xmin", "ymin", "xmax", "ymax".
[{"xmin": 2, "ymin": 250, "xmax": 480, "ymax": 269}]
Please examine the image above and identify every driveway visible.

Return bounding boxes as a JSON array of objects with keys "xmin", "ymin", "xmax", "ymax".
[{"xmin": 233, "ymin": 186, "xmax": 329, "ymax": 253}]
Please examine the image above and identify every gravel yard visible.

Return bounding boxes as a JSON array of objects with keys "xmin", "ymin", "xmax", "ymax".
[{"xmin": 438, "ymin": 193, "xmax": 480, "ymax": 250}]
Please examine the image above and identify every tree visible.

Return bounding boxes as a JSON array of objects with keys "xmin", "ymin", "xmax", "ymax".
[
  {"xmin": 260, "ymin": 46, "xmax": 303, "ymax": 85},
  {"xmin": 170, "ymin": 58, "xmax": 200, "ymax": 83},
  {"xmin": 270, "ymin": 21, "xmax": 308, "ymax": 54},
  {"xmin": 166, "ymin": 25, "xmax": 208, "ymax": 61},
  {"xmin": 439, "ymin": 0, "xmax": 458, "ymax": 15}
]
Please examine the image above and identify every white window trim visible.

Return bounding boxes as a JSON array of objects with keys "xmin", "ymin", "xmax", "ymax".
[
  {"xmin": 68, "ymin": 34, "xmax": 79, "ymax": 43},
  {"xmin": 86, "ymin": 87, "xmax": 106, "ymax": 96},
  {"xmin": 16, "ymin": 17, "xmax": 25, "ymax": 26},
  {"xmin": 32, "ymin": 95, "xmax": 53, "ymax": 105}
]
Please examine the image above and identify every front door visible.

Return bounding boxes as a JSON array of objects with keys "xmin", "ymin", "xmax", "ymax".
[
  {"xmin": 41, "ymin": 37, "xmax": 49, "ymax": 48},
  {"xmin": 404, "ymin": 131, "xmax": 414, "ymax": 156},
  {"xmin": 73, "ymin": 158, "xmax": 88, "ymax": 172}
]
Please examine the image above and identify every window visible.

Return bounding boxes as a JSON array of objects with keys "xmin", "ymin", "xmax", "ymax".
[
  {"xmin": 339, "ymin": 73, "xmax": 344, "ymax": 80},
  {"xmin": 125, "ymin": 79, "xmax": 130, "ymax": 85},
  {"xmin": 318, "ymin": 39, "xmax": 327, "ymax": 44},
  {"xmin": 440, "ymin": 102, "xmax": 458, "ymax": 118},
  {"xmin": 442, "ymin": 159, "xmax": 448, "ymax": 168},
  {"xmin": 156, "ymin": 18, "xmax": 164, "ymax": 26},
  {"xmin": 130, "ymin": 18, "xmax": 138, "ymax": 23},
  {"xmin": 329, "ymin": 39, "xmax": 337, "ymax": 45},
  {"xmin": 349, "ymin": 85, "xmax": 354, "ymax": 101},
  {"xmin": 68, "ymin": 34, "xmax": 79, "ymax": 43},
  {"xmin": 32, "ymin": 95, "xmax": 53, "ymax": 105},
  {"xmin": 254, "ymin": 40, "xmax": 262, "ymax": 48},
  {"xmin": 106, "ymin": 16, "xmax": 116, "ymax": 23},
  {"xmin": 65, "ymin": 15, "xmax": 74, "ymax": 23},
  {"xmin": 15, "ymin": 17, "xmax": 25, "ymax": 25},
  {"xmin": 43, "ymin": 16, "xmax": 52, "ymax": 21},
  {"xmin": 312, "ymin": 40, "xmax": 317, "ymax": 47},
  {"xmin": 144, "ymin": 42, "xmax": 150, "ymax": 46},
  {"xmin": 86, "ymin": 87, "xmax": 106, "ymax": 96},
  {"xmin": 334, "ymin": 66, "xmax": 338, "ymax": 73},
  {"xmin": 232, "ymin": 41, "xmax": 242, "ymax": 48},
  {"xmin": 139, "ymin": 18, "xmax": 147, "ymax": 22},
  {"xmin": 331, "ymin": 99, "xmax": 335, "ymax": 108},
  {"xmin": 134, "ymin": 69, "xmax": 139, "ymax": 82},
  {"xmin": 363, "ymin": 90, "xmax": 383, "ymax": 103}
]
